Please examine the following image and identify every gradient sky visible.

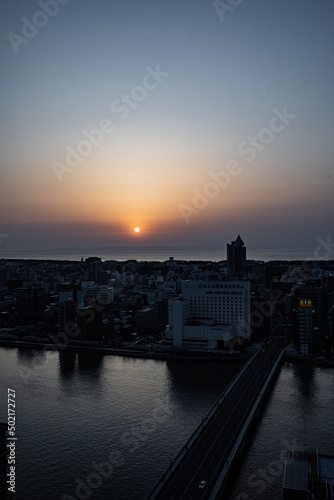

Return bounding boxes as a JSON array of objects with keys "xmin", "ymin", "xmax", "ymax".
[{"xmin": 1, "ymin": 0, "xmax": 333, "ymax": 254}]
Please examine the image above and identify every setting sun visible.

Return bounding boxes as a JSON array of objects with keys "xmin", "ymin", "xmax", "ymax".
[{"xmin": 134, "ymin": 227, "xmax": 140, "ymax": 233}]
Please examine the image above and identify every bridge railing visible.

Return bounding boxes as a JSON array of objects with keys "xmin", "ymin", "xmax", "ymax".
[
  {"xmin": 208, "ymin": 348, "xmax": 284, "ymax": 499},
  {"xmin": 146, "ymin": 348, "xmax": 261, "ymax": 499}
]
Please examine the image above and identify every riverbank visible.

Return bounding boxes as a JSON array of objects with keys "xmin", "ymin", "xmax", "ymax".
[
  {"xmin": 2, "ymin": 340, "xmax": 333, "ymax": 366},
  {"xmin": 0, "ymin": 339, "xmax": 249, "ymax": 362},
  {"xmin": 283, "ymin": 352, "xmax": 334, "ymax": 368}
]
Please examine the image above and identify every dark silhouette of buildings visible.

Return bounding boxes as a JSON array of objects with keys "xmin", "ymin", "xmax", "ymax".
[
  {"xmin": 227, "ymin": 235, "xmax": 246, "ymax": 275},
  {"xmin": 57, "ymin": 283, "xmax": 81, "ymax": 304},
  {"xmin": 294, "ymin": 299, "xmax": 314, "ymax": 356},
  {"xmin": 77, "ymin": 306, "xmax": 103, "ymax": 342},
  {"xmin": 283, "ymin": 450, "xmax": 334, "ymax": 499},
  {"xmin": 136, "ymin": 307, "xmax": 158, "ymax": 335},
  {"xmin": 16, "ymin": 286, "xmax": 45, "ymax": 323},
  {"xmin": 86, "ymin": 257, "xmax": 102, "ymax": 282},
  {"xmin": 58, "ymin": 299, "xmax": 76, "ymax": 334}
]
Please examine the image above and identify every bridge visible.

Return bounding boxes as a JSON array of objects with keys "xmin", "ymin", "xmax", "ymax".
[{"xmin": 147, "ymin": 337, "xmax": 286, "ymax": 499}]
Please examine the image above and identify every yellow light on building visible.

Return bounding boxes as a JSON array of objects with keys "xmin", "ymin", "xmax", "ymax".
[{"xmin": 299, "ymin": 299, "xmax": 312, "ymax": 309}]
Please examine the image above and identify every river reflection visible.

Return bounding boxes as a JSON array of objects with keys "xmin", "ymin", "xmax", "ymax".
[
  {"xmin": 166, "ymin": 358, "xmax": 245, "ymax": 410},
  {"xmin": 77, "ymin": 351, "xmax": 104, "ymax": 378},
  {"xmin": 16, "ymin": 346, "xmax": 47, "ymax": 366},
  {"xmin": 58, "ymin": 350, "xmax": 77, "ymax": 379},
  {"xmin": 1, "ymin": 347, "xmax": 332, "ymax": 500},
  {"xmin": 292, "ymin": 363, "xmax": 317, "ymax": 401}
]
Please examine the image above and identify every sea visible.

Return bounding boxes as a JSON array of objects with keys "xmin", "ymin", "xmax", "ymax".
[{"xmin": 0, "ymin": 347, "xmax": 333, "ymax": 499}]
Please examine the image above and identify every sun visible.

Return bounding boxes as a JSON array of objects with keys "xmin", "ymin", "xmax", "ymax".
[{"xmin": 134, "ymin": 227, "xmax": 140, "ymax": 233}]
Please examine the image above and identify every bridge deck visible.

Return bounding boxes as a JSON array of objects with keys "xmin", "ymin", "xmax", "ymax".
[{"xmin": 147, "ymin": 337, "xmax": 286, "ymax": 500}]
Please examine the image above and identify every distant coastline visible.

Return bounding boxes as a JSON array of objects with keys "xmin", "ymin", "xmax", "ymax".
[{"xmin": 0, "ymin": 248, "xmax": 327, "ymax": 262}]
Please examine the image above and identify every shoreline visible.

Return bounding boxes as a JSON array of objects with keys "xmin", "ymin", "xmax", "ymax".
[
  {"xmin": 1, "ymin": 339, "xmax": 333, "ymax": 367},
  {"xmin": 282, "ymin": 353, "xmax": 334, "ymax": 368},
  {"xmin": 0, "ymin": 339, "xmax": 249, "ymax": 361}
]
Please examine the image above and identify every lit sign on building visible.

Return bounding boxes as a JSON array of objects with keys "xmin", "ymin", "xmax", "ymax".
[{"xmin": 299, "ymin": 299, "xmax": 312, "ymax": 309}]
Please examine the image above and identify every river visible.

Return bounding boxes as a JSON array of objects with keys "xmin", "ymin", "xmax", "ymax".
[{"xmin": 0, "ymin": 347, "xmax": 333, "ymax": 499}]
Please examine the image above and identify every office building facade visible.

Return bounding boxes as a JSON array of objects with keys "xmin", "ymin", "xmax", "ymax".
[
  {"xmin": 298, "ymin": 299, "xmax": 313, "ymax": 356},
  {"xmin": 166, "ymin": 280, "xmax": 250, "ymax": 348},
  {"xmin": 16, "ymin": 286, "xmax": 46, "ymax": 323}
]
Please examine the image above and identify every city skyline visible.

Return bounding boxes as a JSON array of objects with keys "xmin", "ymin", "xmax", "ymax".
[{"xmin": 1, "ymin": 0, "xmax": 333, "ymax": 254}]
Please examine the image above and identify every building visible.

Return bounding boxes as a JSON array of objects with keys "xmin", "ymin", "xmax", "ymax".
[
  {"xmin": 88, "ymin": 259, "xmax": 102, "ymax": 282},
  {"xmin": 294, "ymin": 286, "xmax": 322, "ymax": 328},
  {"xmin": 156, "ymin": 298, "xmax": 169, "ymax": 324},
  {"xmin": 57, "ymin": 283, "xmax": 81, "ymax": 304},
  {"xmin": 77, "ymin": 306, "xmax": 103, "ymax": 342},
  {"xmin": 109, "ymin": 278, "xmax": 122, "ymax": 299},
  {"xmin": 227, "ymin": 235, "xmax": 246, "ymax": 275},
  {"xmin": 136, "ymin": 307, "xmax": 158, "ymax": 335},
  {"xmin": 250, "ymin": 291, "xmax": 272, "ymax": 342},
  {"xmin": 81, "ymin": 283, "xmax": 114, "ymax": 306},
  {"xmin": 100, "ymin": 270, "xmax": 111, "ymax": 285},
  {"xmin": 283, "ymin": 450, "xmax": 334, "ymax": 500},
  {"xmin": 297, "ymin": 299, "xmax": 313, "ymax": 356},
  {"xmin": 58, "ymin": 299, "xmax": 76, "ymax": 334},
  {"xmin": 16, "ymin": 286, "xmax": 46, "ymax": 323},
  {"xmin": 165, "ymin": 280, "xmax": 250, "ymax": 348}
]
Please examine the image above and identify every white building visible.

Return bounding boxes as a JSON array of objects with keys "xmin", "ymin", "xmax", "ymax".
[
  {"xmin": 165, "ymin": 280, "xmax": 250, "ymax": 348},
  {"xmin": 81, "ymin": 283, "xmax": 114, "ymax": 305}
]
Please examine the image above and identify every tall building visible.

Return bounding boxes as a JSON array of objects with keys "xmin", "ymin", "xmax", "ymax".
[
  {"xmin": 165, "ymin": 280, "xmax": 250, "ymax": 348},
  {"xmin": 298, "ymin": 299, "xmax": 313, "ymax": 356},
  {"xmin": 227, "ymin": 235, "xmax": 246, "ymax": 275},
  {"xmin": 294, "ymin": 286, "xmax": 322, "ymax": 328},
  {"xmin": 86, "ymin": 257, "xmax": 102, "ymax": 282},
  {"xmin": 136, "ymin": 307, "xmax": 158, "ymax": 335},
  {"xmin": 16, "ymin": 286, "xmax": 46, "ymax": 323},
  {"xmin": 77, "ymin": 306, "xmax": 103, "ymax": 342},
  {"xmin": 58, "ymin": 299, "xmax": 76, "ymax": 334}
]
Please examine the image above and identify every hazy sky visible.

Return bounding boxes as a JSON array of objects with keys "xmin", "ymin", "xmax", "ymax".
[{"xmin": 1, "ymin": 0, "xmax": 333, "ymax": 254}]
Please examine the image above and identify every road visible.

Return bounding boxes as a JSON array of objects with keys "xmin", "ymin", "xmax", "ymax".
[{"xmin": 151, "ymin": 337, "xmax": 286, "ymax": 500}]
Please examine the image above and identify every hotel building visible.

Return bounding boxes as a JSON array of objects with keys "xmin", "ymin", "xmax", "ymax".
[{"xmin": 165, "ymin": 280, "xmax": 250, "ymax": 348}]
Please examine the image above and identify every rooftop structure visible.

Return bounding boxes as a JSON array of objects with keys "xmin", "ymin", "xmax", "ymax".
[{"xmin": 283, "ymin": 450, "xmax": 334, "ymax": 500}]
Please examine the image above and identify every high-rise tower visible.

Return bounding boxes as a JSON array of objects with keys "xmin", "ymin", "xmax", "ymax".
[
  {"xmin": 16, "ymin": 286, "xmax": 46, "ymax": 323},
  {"xmin": 227, "ymin": 235, "xmax": 246, "ymax": 275},
  {"xmin": 297, "ymin": 299, "xmax": 313, "ymax": 356}
]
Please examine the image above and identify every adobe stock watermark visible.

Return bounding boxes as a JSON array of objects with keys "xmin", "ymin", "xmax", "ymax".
[
  {"xmin": 62, "ymin": 398, "xmax": 173, "ymax": 500},
  {"xmin": 7, "ymin": 0, "xmax": 71, "ymax": 54},
  {"xmin": 61, "ymin": 451, "xmax": 125, "ymax": 500},
  {"xmin": 178, "ymin": 106, "xmax": 296, "ymax": 224},
  {"xmin": 120, "ymin": 397, "xmax": 174, "ymax": 453},
  {"xmin": 52, "ymin": 64, "xmax": 169, "ymax": 182},
  {"xmin": 213, "ymin": 0, "xmax": 244, "ymax": 22},
  {"xmin": 314, "ymin": 235, "xmax": 334, "ymax": 260}
]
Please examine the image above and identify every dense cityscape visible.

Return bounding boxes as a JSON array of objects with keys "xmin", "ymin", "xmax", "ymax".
[
  {"xmin": 0, "ymin": 237, "xmax": 333, "ymax": 362},
  {"xmin": 1, "ymin": 237, "xmax": 334, "ymax": 498}
]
